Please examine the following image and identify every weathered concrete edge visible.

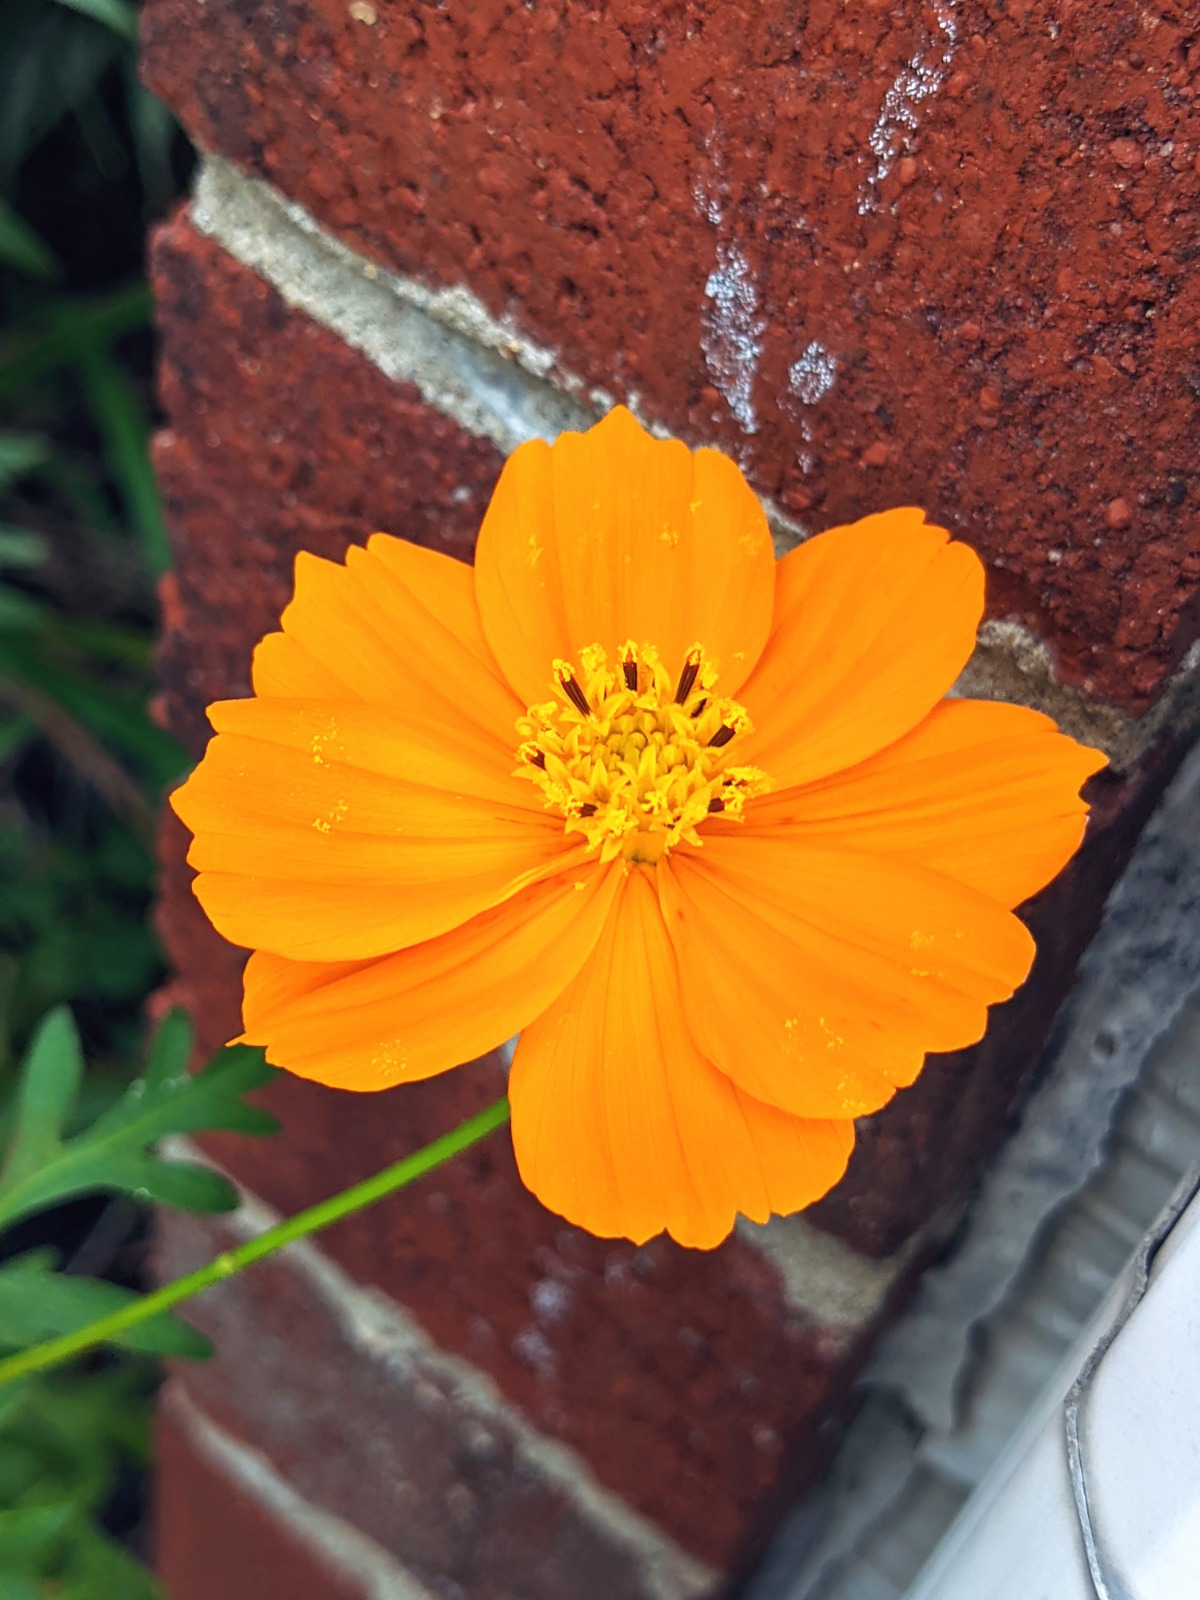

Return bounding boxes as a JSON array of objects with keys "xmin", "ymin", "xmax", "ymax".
[
  {"xmin": 159, "ymin": 1136, "xmax": 717, "ymax": 1600},
  {"xmin": 866, "ymin": 741, "xmax": 1200, "ymax": 1429},
  {"xmin": 188, "ymin": 151, "xmax": 1198, "ymax": 768},
  {"xmin": 161, "ymin": 1383, "xmax": 439, "ymax": 1600}
]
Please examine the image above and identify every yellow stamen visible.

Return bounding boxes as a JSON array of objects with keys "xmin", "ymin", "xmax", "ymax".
[{"xmin": 515, "ymin": 643, "xmax": 771, "ymax": 863}]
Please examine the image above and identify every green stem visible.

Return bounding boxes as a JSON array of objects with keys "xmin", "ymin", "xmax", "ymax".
[{"xmin": 0, "ymin": 1097, "xmax": 511, "ymax": 1388}]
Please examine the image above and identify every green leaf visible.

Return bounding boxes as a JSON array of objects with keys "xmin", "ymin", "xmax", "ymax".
[
  {"xmin": 77, "ymin": 341, "xmax": 171, "ymax": 576},
  {"xmin": 124, "ymin": 72, "xmax": 178, "ymax": 213},
  {"xmin": 0, "ymin": 1252, "xmax": 211, "ymax": 1358},
  {"xmin": 35, "ymin": 452, "xmax": 124, "ymax": 541},
  {"xmin": 0, "ymin": 714, "xmax": 35, "ymax": 764},
  {"xmin": 0, "ymin": 525, "xmax": 49, "ymax": 568},
  {"xmin": 0, "ymin": 434, "xmax": 50, "ymax": 492},
  {"xmin": 0, "ymin": 633, "xmax": 186, "ymax": 786},
  {"xmin": 0, "ymin": 588, "xmax": 49, "ymax": 630},
  {"xmin": 0, "ymin": 1569, "xmax": 40, "ymax": 1600},
  {"xmin": 0, "ymin": 1368, "xmax": 164, "ymax": 1598},
  {"xmin": 1, "ymin": 1009, "xmax": 84, "ymax": 1192},
  {"xmin": 0, "ymin": 2, "xmax": 125, "ymax": 187},
  {"xmin": 0, "ymin": 197, "xmax": 61, "ymax": 281},
  {"xmin": 0, "ymin": 283, "xmax": 152, "ymax": 403},
  {"xmin": 50, "ymin": 0, "xmax": 138, "ymax": 46},
  {"xmin": 0, "ymin": 1009, "xmax": 278, "ymax": 1232},
  {"xmin": 0, "ymin": 1502, "xmax": 75, "ymax": 1566}
]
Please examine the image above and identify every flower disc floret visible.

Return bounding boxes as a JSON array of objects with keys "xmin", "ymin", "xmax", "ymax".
[{"xmin": 515, "ymin": 641, "xmax": 771, "ymax": 863}]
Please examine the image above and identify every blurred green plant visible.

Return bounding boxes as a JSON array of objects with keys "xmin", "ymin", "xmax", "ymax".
[
  {"xmin": 0, "ymin": 0, "xmax": 200, "ymax": 1585},
  {"xmin": 0, "ymin": 0, "xmax": 189, "ymax": 1067},
  {"xmin": 0, "ymin": 1365, "xmax": 163, "ymax": 1600}
]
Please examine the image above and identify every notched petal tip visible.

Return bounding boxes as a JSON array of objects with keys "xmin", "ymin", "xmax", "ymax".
[
  {"xmin": 510, "ymin": 867, "xmax": 857, "ymax": 1250},
  {"xmin": 474, "ymin": 404, "xmax": 777, "ymax": 707}
]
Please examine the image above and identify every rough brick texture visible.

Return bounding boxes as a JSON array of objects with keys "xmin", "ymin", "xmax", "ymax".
[
  {"xmin": 152, "ymin": 218, "xmax": 504, "ymax": 759},
  {"xmin": 146, "ymin": 216, "xmax": 1187, "ymax": 1597},
  {"xmin": 142, "ymin": 0, "xmax": 1200, "ymax": 710}
]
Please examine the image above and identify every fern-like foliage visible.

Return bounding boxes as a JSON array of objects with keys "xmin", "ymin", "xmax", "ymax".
[
  {"xmin": 0, "ymin": 1004, "xmax": 277, "ymax": 1359},
  {"xmin": 0, "ymin": 1007, "xmax": 277, "ymax": 1232}
]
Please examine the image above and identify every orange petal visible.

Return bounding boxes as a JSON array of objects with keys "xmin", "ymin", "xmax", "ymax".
[
  {"xmin": 240, "ymin": 865, "xmax": 620, "ymax": 1089},
  {"xmin": 473, "ymin": 406, "xmax": 775, "ymax": 705},
  {"xmin": 171, "ymin": 697, "xmax": 582, "ymax": 960},
  {"xmin": 509, "ymin": 866, "xmax": 854, "ymax": 1248},
  {"xmin": 251, "ymin": 631, "xmax": 349, "ymax": 698},
  {"xmin": 732, "ymin": 698, "xmax": 1108, "ymax": 909},
  {"xmin": 739, "ymin": 510, "xmax": 985, "ymax": 787},
  {"xmin": 253, "ymin": 535, "xmax": 524, "ymax": 745},
  {"xmin": 661, "ymin": 835, "xmax": 1036, "ymax": 1119}
]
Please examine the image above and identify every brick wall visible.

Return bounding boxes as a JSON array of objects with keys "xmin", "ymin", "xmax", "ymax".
[{"xmin": 142, "ymin": 3, "xmax": 1200, "ymax": 1595}]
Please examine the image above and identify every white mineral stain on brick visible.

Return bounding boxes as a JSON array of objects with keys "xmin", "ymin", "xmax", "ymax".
[
  {"xmin": 702, "ymin": 242, "xmax": 766, "ymax": 434},
  {"xmin": 530, "ymin": 1275, "xmax": 573, "ymax": 1324},
  {"xmin": 512, "ymin": 1324, "xmax": 558, "ymax": 1377},
  {"xmin": 691, "ymin": 175, "xmax": 724, "ymax": 229},
  {"xmin": 694, "ymin": 134, "xmax": 765, "ymax": 435},
  {"xmin": 859, "ymin": 3, "xmax": 958, "ymax": 214},
  {"xmin": 787, "ymin": 341, "xmax": 839, "ymax": 406}
]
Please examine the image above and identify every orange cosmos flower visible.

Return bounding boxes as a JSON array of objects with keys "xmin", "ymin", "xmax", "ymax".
[{"xmin": 172, "ymin": 406, "xmax": 1106, "ymax": 1249}]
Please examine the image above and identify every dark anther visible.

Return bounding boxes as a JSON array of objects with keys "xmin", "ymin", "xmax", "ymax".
[
  {"xmin": 622, "ymin": 657, "xmax": 639, "ymax": 691},
  {"xmin": 578, "ymin": 802, "xmax": 598, "ymax": 817},
  {"xmin": 707, "ymin": 797, "xmax": 725, "ymax": 813},
  {"xmin": 675, "ymin": 655, "xmax": 700, "ymax": 702},
  {"xmin": 559, "ymin": 672, "xmax": 591, "ymax": 716},
  {"xmin": 527, "ymin": 750, "xmax": 546, "ymax": 769},
  {"xmin": 708, "ymin": 724, "xmax": 735, "ymax": 748},
  {"xmin": 690, "ymin": 697, "xmax": 708, "ymax": 719}
]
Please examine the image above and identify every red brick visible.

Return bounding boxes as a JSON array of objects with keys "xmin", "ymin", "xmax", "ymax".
[
  {"xmin": 150, "ymin": 213, "xmax": 504, "ymax": 759},
  {"xmin": 155, "ymin": 1398, "xmax": 370, "ymax": 1600},
  {"xmin": 142, "ymin": 0, "xmax": 1200, "ymax": 712},
  {"xmin": 149, "ymin": 214, "xmax": 1191, "ymax": 1260}
]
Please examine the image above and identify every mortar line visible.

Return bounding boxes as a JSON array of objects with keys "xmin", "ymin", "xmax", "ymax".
[{"xmin": 163, "ymin": 1383, "xmax": 442, "ymax": 1600}]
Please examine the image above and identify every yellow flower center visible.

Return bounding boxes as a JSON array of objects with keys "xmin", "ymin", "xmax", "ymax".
[{"xmin": 516, "ymin": 642, "xmax": 771, "ymax": 864}]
